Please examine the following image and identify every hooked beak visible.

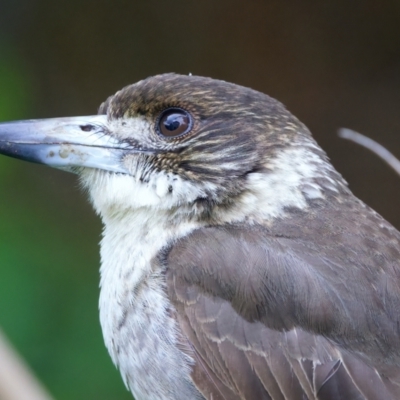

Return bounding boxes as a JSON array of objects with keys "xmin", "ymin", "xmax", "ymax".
[{"xmin": 0, "ymin": 115, "xmax": 143, "ymax": 174}]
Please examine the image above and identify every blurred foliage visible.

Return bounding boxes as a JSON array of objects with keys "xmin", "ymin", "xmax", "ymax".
[
  {"xmin": 0, "ymin": 46, "xmax": 31, "ymax": 181},
  {"xmin": 0, "ymin": 53, "xmax": 30, "ymax": 119}
]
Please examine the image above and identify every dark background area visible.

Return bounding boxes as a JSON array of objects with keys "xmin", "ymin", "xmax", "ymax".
[{"xmin": 0, "ymin": 1, "xmax": 400, "ymax": 399}]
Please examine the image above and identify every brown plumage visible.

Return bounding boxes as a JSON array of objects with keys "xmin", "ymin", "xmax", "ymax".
[
  {"xmin": 1, "ymin": 74, "xmax": 400, "ymax": 399},
  {"xmin": 167, "ymin": 209, "xmax": 400, "ymax": 399}
]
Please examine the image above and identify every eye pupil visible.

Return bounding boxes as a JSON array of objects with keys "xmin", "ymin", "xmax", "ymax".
[
  {"xmin": 164, "ymin": 118, "xmax": 181, "ymax": 131},
  {"xmin": 158, "ymin": 108, "xmax": 192, "ymax": 137}
]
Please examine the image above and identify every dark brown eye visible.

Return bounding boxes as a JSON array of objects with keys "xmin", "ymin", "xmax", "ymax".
[{"xmin": 157, "ymin": 108, "xmax": 193, "ymax": 138}]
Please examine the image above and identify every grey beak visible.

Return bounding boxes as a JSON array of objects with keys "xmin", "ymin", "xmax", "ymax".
[{"xmin": 0, "ymin": 115, "xmax": 137, "ymax": 174}]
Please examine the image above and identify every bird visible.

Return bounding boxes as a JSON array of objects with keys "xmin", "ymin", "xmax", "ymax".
[{"xmin": 1, "ymin": 73, "xmax": 400, "ymax": 400}]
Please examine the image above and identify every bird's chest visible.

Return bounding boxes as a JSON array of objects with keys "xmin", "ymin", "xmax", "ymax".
[{"xmin": 98, "ymin": 212, "xmax": 202, "ymax": 400}]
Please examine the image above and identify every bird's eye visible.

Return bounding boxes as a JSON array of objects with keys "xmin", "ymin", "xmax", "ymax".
[{"xmin": 157, "ymin": 108, "xmax": 193, "ymax": 138}]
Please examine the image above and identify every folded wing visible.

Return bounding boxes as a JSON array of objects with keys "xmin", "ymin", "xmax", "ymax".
[{"xmin": 165, "ymin": 225, "xmax": 400, "ymax": 399}]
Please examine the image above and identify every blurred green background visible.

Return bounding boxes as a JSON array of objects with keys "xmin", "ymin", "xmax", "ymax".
[{"xmin": 1, "ymin": 1, "xmax": 400, "ymax": 399}]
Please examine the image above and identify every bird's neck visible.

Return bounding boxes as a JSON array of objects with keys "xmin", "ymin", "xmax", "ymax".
[
  {"xmin": 210, "ymin": 144, "xmax": 349, "ymax": 225},
  {"xmin": 99, "ymin": 208, "xmax": 200, "ymax": 290},
  {"xmin": 97, "ymin": 208, "xmax": 202, "ymax": 398}
]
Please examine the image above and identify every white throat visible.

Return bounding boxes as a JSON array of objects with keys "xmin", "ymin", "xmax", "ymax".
[{"xmin": 97, "ymin": 206, "xmax": 202, "ymax": 399}]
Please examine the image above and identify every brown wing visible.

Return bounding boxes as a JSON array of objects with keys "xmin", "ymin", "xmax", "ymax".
[{"xmin": 165, "ymin": 225, "xmax": 400, "ymax": 400}]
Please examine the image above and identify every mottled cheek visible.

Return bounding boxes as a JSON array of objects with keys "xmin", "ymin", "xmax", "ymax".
[{"xmin": 109, "ymin": 116, "xmax": 154, "ymax": 141}]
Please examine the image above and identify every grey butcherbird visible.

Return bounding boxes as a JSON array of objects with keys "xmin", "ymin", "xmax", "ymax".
[{"xmin": 1, "ymin": 74, "xmax": 400, "ymax": 400}]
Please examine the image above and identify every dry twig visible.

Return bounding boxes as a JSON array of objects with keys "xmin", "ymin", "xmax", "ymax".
[
  {"xmin": 338, "ymin": 128, "xmax": 400, "ymax": 175},
  {"xmin": 0, "ymin": 328, "xmax": 54, "ymax": 400}
]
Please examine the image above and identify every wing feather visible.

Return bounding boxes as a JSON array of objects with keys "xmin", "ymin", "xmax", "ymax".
[{"xmin": 165, "ymin": 225, "xmax": 400, "ymax": 399}]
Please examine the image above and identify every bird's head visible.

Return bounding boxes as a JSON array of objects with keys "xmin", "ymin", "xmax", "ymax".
[{"xmin": 0, "ymin": 74, "xmax": 345, "ymax": 222}]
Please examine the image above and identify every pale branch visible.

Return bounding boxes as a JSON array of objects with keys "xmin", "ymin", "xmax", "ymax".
[
  {"xmin": 0, "ymin": 328, "xmax": 54, "ymax": 400},
  {"xmin": 338, "ymin": 128, "xmax": 400, "ymax": 175}
]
